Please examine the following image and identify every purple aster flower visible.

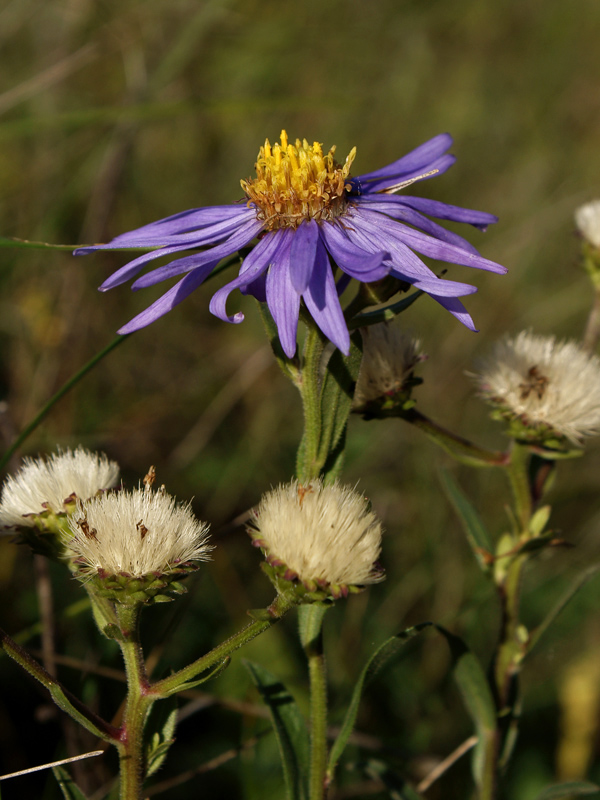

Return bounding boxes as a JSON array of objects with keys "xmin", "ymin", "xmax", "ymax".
[{"xmin": 75, "ymin": 131, "xmax": 506, "ymax": 358}]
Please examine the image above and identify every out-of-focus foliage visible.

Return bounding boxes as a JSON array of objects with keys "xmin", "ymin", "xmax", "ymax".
[{"xmin": 1, "ymin": 0, "xmax": 600, "ymax": 797}]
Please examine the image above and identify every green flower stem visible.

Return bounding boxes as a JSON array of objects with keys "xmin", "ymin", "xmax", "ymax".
[
  {"xmin": 152, "ymin": 593, "xmax": 297, "ymax": 697},
  {"xmin": 398, "ymin": 408, "xmax": 509, "ymax": 468},
  {"xmin": 115, "ymin": 603, "xmax": 154, "ymax": 800},
  {"xmin": 0, "ymin": 334, "xmax": 130, "ymax": 473},
  {"xmin": 0, "ymin": 625, "xmax": 119, "ymax": 742},
  {"xmin": 297, "ymin": 324, "xmax": 327, "ymax": 482},
  {"xmin": 505, "ymin": 441, "xmax": 533, "ymax": 533},
  {"xmin": 299, "ymin": 604, "xmax": 330, "ymax": 800}
]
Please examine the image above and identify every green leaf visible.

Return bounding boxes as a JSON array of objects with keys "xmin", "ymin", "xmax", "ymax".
[
  {"xmin": 328, "ymin": 624, "xmax": 431, "ymax": 780},
  {"xmin": 439, "ymin": 469, "xmax": 493, "ymax": 571},
  {"xmin": 533, "ymin": 781, "xmax": 600, "ymax": 799},
  {"xmin": 317, "ymin": 333, "xmax": 363, "ymax": 481},
  {"xmin": 348, "ymin": 290, "xmax": 424, "ymax": 329},
  {"xmin": 526, "ymin": 564, "xmax": 600, "ymax": 658},
  {"xmin": 52, "ymin": 766, "xmax": 90, "ymax": 800},
  {"xmin": 160, "ymin": 657, "xmax": 230, "ymax": 695},
  {"xmin": 145, "ymin": 696, "xmax": 178, "ymax": 778},
  {"xmin": 434, "ymin": 625, "xmax": 496, "ymax": 790},
  {"xmin": 244, "ymin": 660, "xmax": 309, "ymax": 800},
  {"xmin": 355, "ymin": 758, "xmax": 424, "ymax": 799}
]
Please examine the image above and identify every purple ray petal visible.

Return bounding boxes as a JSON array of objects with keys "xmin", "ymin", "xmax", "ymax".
[
  {"xmin": 354, "ymin": 208, "xmax": 507, "ymax": 274},
  {"xmin": 303, "ymin": 247, "xmax": 350, "ymax": 355},
  {"xmin": 76, "ymin": 206, "xmax": 255, "ymax": 253},
  {"xmin": 355, "ymin": 133, "xmax": 453, "ymax": 183},
  {"xmin": 131, "ymin": 218, "xmax": 263, "ymax": 288},
  {"xmin": 354, "ymin": 197, "xmax": 481, "ymax": 255},
  {"xmin": 265, "ymin": 239, "xmax": 301, "ymax": 358},
  {"xmin": 393, "ymin": 196, "xmax": 498, "ymax": 230},
  {"xmin": 241, "ymin": 272, "xmax": 267, "ymax": 303},
  {"xmin": 289, "ymin": 219, "xmax": 319, "ymax": 294},
  {"xmin": 117, "ymin": 266, "xmax": 215, "ymax": 334},
  {"xmin": 319, "ymin": 222, "xmax": 390, "ymax": 281},
  {"xmin": 99, "ymin": 243, "xmax": 209, "ymax": 290},
  {"xmin": 401, "ymin": 274, "xmax": 478, "ymax": 297},
  {"xmin": 209, "ymin": 230, "xmax": 290, "ymax": 323},
  {"xmin": 355, "ymin": 154, "xmax": 456, "ymax": 195},
  {"xmin": 428, "ymin": 294, "xmax": 478, "ymax": 331}
]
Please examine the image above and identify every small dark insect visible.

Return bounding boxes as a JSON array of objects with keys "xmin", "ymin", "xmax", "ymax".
[
  {"xmin": 136, "ymin": 519, "xmax": 149, "ymax": 540},
  {"xmin": 143, "ymin": 466, "xmax": 156, "ymax": 490},
  {"xmin": 297, "ymin": 484, "xmax": 314, "ymax": 507},
  {"xmin": 77, "ymin": 517, "xmax": 97, "ymax": 540},
  {"xmin": 519, "ymin": 365, "xmax": 549, "ymax": 401}
]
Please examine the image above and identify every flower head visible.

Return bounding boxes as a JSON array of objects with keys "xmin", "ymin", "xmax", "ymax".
[
  {"xmin": 67, "ymin": 484, "xmax": 211, "ymax": 604},
  {"xmin": 249, "ymin": 479, "xmax": 384, "ymax": 599},
  {"xmin": 0, "ymin": 447, "xmax": 120, "ymax": 530},
  {"xmin": 76, "ymin": 132, "xmax": 506, "ymax": 358},
  {"xmin": 353, "ymin": 323, "xmax": 424, "ymax": 412},
  {"xmin": 575, "ymin": 200, "xmax": 600, "ymax": 249},
  {"xmin": 473, "ymin": 331, "xmax": 600, "ymax": 445}
]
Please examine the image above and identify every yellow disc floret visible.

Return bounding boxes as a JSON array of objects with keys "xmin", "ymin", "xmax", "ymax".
[{"xmin": 241, "ymin": 130, "xmax": 356, "ymax": 231}]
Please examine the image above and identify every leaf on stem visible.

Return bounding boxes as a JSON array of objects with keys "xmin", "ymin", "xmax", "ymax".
[
  {"xmin": 434, "ymin": 625, "xmax": 496, "ymax": 790},
  {"xmin": 145, "ymin": 696, "xmax": 178, "ymax": 778},
  {"xmin": 439, "ymin": 468, "xmax": 493, "ymax": 572},
  {"xmin": 244, "ymin": 660, "xmax": 309, "ymax": 800},
  {"xmin": 52, "ymin": 766, "xmax": 90, "ymax": 800},
  {"xmin": 160, "ymin": 657, "xmax": 231, "ymax": 696},
  {"xmin": 327, "ymin": 623, "xmax": 431, "ymax": 781}
]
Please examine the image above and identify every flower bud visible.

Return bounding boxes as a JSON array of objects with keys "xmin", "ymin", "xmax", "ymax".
[
  {"xmin": 249, "ymin": 479, "xmax": 384, "ymax": 601},
  {"xmin": 66, "ymin": 484, "xmax": 212, "ymax": 605},
  {"xmin": 473, "ymin": 331, "xmax": 600, "ymax": 447}
]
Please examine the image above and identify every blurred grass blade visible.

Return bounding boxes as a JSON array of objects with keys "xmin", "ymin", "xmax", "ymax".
[
  {"xmin": 327, "ymin": 623, "xmax": 432, "ymax": 781},
  {"xmin": 357, "ymin": 758, "xmax": 424, "ymax": 799},
  {"xmin": 439, "ymin": 468, "xmax": 493, "ymax": 571},
  {"xmin": 526, "ymin": 564, "xmax": 600, "ymax": 658},
  {"xmin": 0, "ymin": 236, "xmax": 158, "ymax": 252},
  {"xmin": 244, "ymin": 660, "xmax": 309, "ymax": 800},
  {"xmin": 0, "ymin": 335, "xmax": 130, "ymax": 472},
  {"xmin": 52, "ymin": 766, "xmax": 90, "ymax": 799},
  {"xmin": 434, "ymin": 625, "xmax": 496, "ymax": 791},
  {"xmin": 533, "ymin": 781, "xmax": 600, "ymax": 799}
]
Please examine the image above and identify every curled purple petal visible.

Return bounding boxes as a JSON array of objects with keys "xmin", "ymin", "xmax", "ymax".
[{"xmin": 209, "ymin": 230, "xmax": 290, "ymax": 323}]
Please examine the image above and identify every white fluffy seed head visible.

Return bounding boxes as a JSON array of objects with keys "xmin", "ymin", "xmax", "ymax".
[
  {"xmin": 575, "ymin": 201, "xmax": 600, "ymax": 248},
  {"xmin": 473, "ymin": 331, "xmax": 600, "ymax": 444},
  {"xmin": 353, "ymin": 324, "xmax": 423, "ymax": 408},
  {"xmin": 251, "ymin": 479, "xmax": 384, "ymax": 587},
  {"xmin": 0, "ymin": 447, "xmax": 120, "ymax": 529},
  {"xmin": 67, "ymin": 486, "xmax": 212, "ymax": 578}
]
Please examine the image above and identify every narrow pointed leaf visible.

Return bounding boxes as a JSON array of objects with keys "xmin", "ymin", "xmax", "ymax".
[
  {"xmin": 318, "ymin": 333, "xmax": 363, "ymax": 481},
  {"xmin": 145, "ymin": 696, "xmax": 178, "ymax": 777},
  {"xmin": 52, "ymin": 766, "xmax": 90, "ymax": 800},
  {"xmin": 439, "ymin": 468, "xmax": 493, "ymax": 571},
  {"xmin": 328, "ymin": 624, "xmax": 432, "ymax": 779},
  {"xmin": 533, "ymin": 781, "xmax": 600, "ymax": 799},
  {"xmin": 526, "ymin": 564, "xmax": 600, "ymax": 658},
  {"xmin": 434, "ymin": 625, "xmax": 496, "ymax": 789},
  {"xmin": 348, "ymin": 290, "xmax": 424, "ymax": 329},
  {"xmin": 244, "ymin": 660, "xmax": 309, "ymax": 800},
  {"xmin": 160, "ymin": 657, "xmax": 230, "ymax": 695}
]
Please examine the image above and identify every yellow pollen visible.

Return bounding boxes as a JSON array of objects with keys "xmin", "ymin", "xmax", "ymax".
[{"xmin": 241, "ymin": 129, "xmax": 357, "ymax": 231}]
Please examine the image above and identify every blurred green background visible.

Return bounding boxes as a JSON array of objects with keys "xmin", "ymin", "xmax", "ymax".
[{"xmin": 2, "ymin": 0, "xmax": 600, "ymax": 797}]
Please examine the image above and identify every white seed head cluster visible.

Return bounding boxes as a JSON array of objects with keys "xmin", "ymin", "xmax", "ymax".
[
  {"xmin": 252, "ymin": 480, "xmax": 383, "ymax": 586},
  {"xmin": 67, "ymin": 487, "xmax": 212, "ymax": 577},
  {"xmin": 353, "ymin": 324, "xmax": 422, "ymax": 407},
  {"xmin": 0, "ymin": 447, "xmax": 120, "ymax": 528},
  {"xmin": 575, "ymin": 200, "xmax": 600, "ymax": 248},
  {"xmin": 473, "ymin": 331, "xmax": 600, "ymax": 443}
]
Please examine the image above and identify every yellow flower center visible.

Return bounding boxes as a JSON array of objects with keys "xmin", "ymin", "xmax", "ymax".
[{"xmin": 241, "ymin": 130, "xmax": 356, "ymax": 231}]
